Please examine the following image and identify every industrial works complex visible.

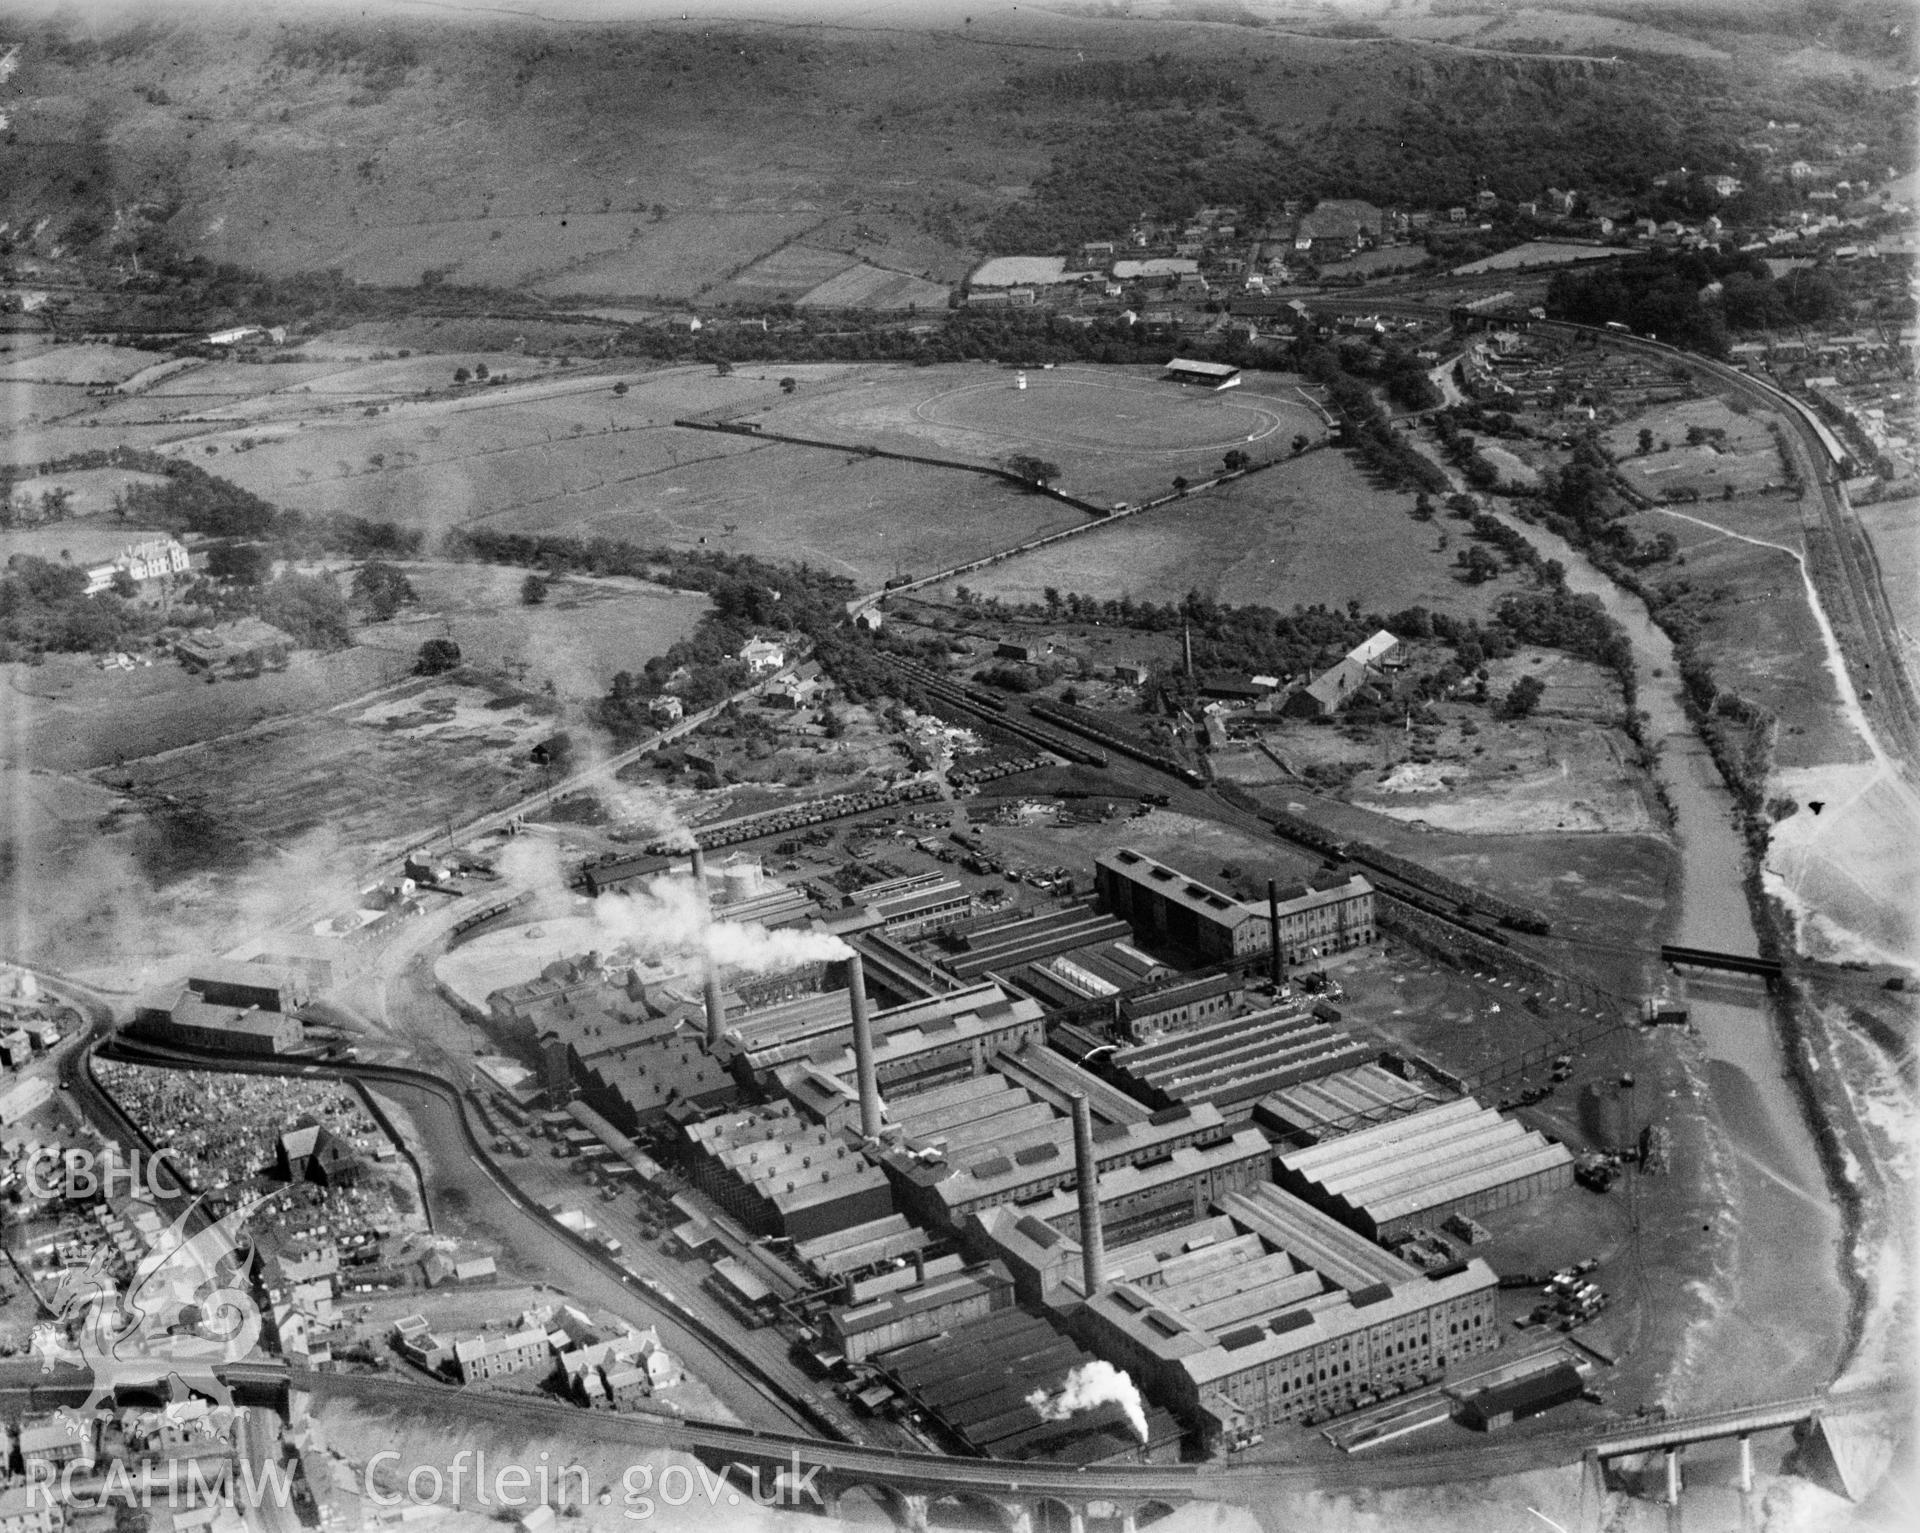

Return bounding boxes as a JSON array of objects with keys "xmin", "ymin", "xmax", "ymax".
[{"xmin": 151, "ymin": 842, "xmax": 1582, "ymax": 1459}]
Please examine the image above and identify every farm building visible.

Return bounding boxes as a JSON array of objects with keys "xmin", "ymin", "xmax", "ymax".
[
  {"xmin": 1105, "ymin": 1002, "xmax": 1373, "ymax": 1119},
  {"xmin": 873, "ymin": 1308, "xmax": 1182, "ymax": 1462},
  {"xmin": 1163, "ymin": 358, "xmax": 1242, "ymax": 390},
  {"xmin": 1271, "ymin": 1098, "xmax": 1574, "ymax": 1242},
  {"xmin": 1059, "ymin": 1185, "xmax": 1498, "ymax": 1445},
  {"xmin": 1283, "ymin": 630, "xmax": 1401, "ymax": 719}
]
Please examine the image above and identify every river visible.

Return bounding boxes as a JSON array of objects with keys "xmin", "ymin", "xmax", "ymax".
[{"xmin": 1505, "ymin": 515, "xmax": 1848, "ymax": 1407}]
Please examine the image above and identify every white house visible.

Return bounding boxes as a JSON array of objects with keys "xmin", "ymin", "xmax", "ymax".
[{"xmin": 739, "ymin": 638, "xmax": 786, "ymax": 675}]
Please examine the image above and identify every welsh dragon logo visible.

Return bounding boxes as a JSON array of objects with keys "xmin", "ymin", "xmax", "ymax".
[{"xmin": 32, "ymin": 1192, "xmax": 273, "ymax": 1431}]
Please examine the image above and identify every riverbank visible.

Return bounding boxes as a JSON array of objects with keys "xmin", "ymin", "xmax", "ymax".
[{"xmin": 1391, "ymin": 387, "xmax": 1896, "ymax": 1404}]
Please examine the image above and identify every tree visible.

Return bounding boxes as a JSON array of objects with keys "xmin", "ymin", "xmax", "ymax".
[
  {"xmin": 109, "ymin": 569, "xmax": 139, "ymax": 599},
  {"xmin": 1007, "ymin": 454, "xmax": 1061, "ymax": 486},
  {"xmin": 714, "ymin": 359, "xmax": 734, "ymax": 377},
  {"xmin": 1172, "ymin": 476, "xmax": 1189, "ymax": 494},
  {"xmin": 1457, "ymin": 545, "xmax": 1500, "ymax": 584},
  {"xmin": 1291, "ymin": 434, "xmax": 1310, "ymax": 455},
  {"xmin": 1222, "ymin": 449, "xmax": 1248, "ymax": 472},
  {"xmin": 1637, "ymin": 427, "xmax": 1654, "ymax": 455},
  {"xmin": 612, "ymin": 381, "xmax": 629, "ymax": 396},
  {"xmin": 521, "ymin": 573, "xmax": 550, "ymax": 606},
  {"xmin": 207, "ymin": 541, "xmax": 271, "ymax": 585},
  {"xmin": 452, "ymin": 367, "xmax": 470, "ymax": 385},
  {"xmin": 779, "ymin": 377, "xmax": 798, "ymax": 394},
  {"xmin": 1502, "ymin": 674, "xmax": 1546, "ymax": 718},
  {"xmin": 474, "ymin": 363, "xmax": 489, "ymax": 380},
  {"xmin": 352, "ymin": 560, "xmax": 415, "ymax": 621},
  {"xmin": 416, "ymin": 637, "xmax": 461, "ymax": 675}
]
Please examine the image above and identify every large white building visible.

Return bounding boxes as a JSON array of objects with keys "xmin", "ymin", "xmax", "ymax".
[{"xmin": 84, "ymin": 537, "xmax": 191, "ymax": 596}]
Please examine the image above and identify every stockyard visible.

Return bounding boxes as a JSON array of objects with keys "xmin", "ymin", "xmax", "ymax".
[{"xmin": 934, "ymin": 448, "xmax": 1512, "ymax": 616}]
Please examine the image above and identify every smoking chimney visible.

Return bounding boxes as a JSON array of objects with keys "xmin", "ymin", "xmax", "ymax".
[
  {"xmin": 847, "ymin": 952, "xmax": 882, "ymax": 1139},
  {"xmin": 1071, "ymin": 1093, "xmax": 1105, "ymax": 1295},
  {"xmin": 690, "ymin": 843, "xmax": 707, "ymax": 885},
  {"xmin": 1267, "ymin": 878, "xmax": 1284, "ymax": 988},
  {"xmin": 703, "ymin": 965, "xmax": 726, "ymax": 1052}
]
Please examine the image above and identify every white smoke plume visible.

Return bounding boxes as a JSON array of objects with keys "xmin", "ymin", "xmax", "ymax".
[
  {"xmin": 593, "ymin": 872, "xmax": 849, "ymax": 976},
  {"xmin": 1025, "ymin": 1361, "xmax": 1149, "ymax": 1442}
]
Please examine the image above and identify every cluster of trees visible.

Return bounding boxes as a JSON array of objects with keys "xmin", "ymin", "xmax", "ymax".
[
  {"xmin": 1494, "ymin": 588, "xmax": 1635, "ymax": 687},
  {"xmin": 0, "ymin": 558, "xmax": 151, "ymax": 659},
  {"xmin": 1301, "ymin": 344, "xmax": 1451, "ymax": 496},
  {"xmin": 111, "ymin": 452, "xmax": 424, "ymax": 561},
  {"xmin": 1546, "ymin": 249, "xmax": 1842, "ymax": 355},
  {"xmin": 975, "ymin": 47, "xmax": 1811, "ymax": 254}
]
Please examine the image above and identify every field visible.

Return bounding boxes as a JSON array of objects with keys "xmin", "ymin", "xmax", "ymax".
[
  {"xmin": 0, "ymin": 520, "xmax": 176, "ymax": 568},
  {"xmin": 1606, "ymin": 397, "xmax": 1787, "ymax": 500},
  {"xmin": 737, "ymin": 363, "xmax": 1325, "ymax": 507},
  {"xmin": 1217, "ymin": 652, "xmax": 1654, "ymax": 838},
  {"xmin": 1632, "ymin": 509, "xmax": 1867, "ymax": 769},
  {"xmin": 1853, "ymin": 494, "xmax": 1920, "ymax": 639},
  {"xmin": 929, "ymin": 447, "xmax": 1510, "ymax": 617},
  {"xmin": 1452, "ymin": 242, "xmax": 1624, "ymax": 275},
  {"xmin": 113, "ymin": 673, "xmax": 557, "ymax": 860},
  {"xmin": 353, "ymin": 563, "xmax": 710, "ymax": 706}
]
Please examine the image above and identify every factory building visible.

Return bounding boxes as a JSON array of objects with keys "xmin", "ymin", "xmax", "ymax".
[
  {"xmin": 957, "ymin": 1126, "xmax": 1271, "ymax": 1248},
  {"xmin": 1263, "ymin": 873, "xmax": 1376, "ymax": 964},
  {"xmin": 1094, "ymin": 850, "xmax": 1270, "ymax": 963},
  {"xmin": 826, "ymin": 1261, "xmax": 1016, "ymax": 1364},
  {"xmin": 1066, "ymin": 1184, "xmax": 1499, "ymax": 1443},
  {"xmin": 130, "ymin": 991, "xmax": 302, "ymax": 1056},
  {"xmin": 183, "ymin": 960, "xmax": 305, "ymax": 1014},
  {"xmin": 679, "ymin": 1101, "xmax": 893, "ymax": 1242},
  {"xmin": 1094, "ymin": 849, "xmax": 1377, "ymax": 968},
  {"xmin": 876, "ymin": 1080, "xmax": 1264, "ymax": 1234},
  {"xmin": 1271, "ymin": 1097, "xmax": 1574, "ymax": 1242},
  {"xmin": 1116, "ymin": 974, "xmax": 1242, "ymax": 1039},
  {"xmin": 1253, "ymin": 1063, "xmax": 1446, "ymax": 1144},
  {"xmin": 942, "ymin": 905, "xmax": 1133, "ymax": 983},
  {"xmin": 1105, "ymin": 1003, "xmax": 1373, "ymax": 1119},
  {"xmin": 874, "ymin": 1309, "xmax": 1183, "ymax": 1463},
  {"xmin": 724, "ymin": 980, "xmax": 1046, "ymax": 1096}
]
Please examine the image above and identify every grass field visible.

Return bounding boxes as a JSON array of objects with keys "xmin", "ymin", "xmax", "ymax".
[
  {"xmin": 1854, "ymin": 494, "xmax": 1920, "ymax": 639},
  {"xmin": 930, "ymin": 447, "xmax": 1511, "ymax": 616},
  {"xmin": 1453, "ymin": 242, "xmax": 1625, "ymax": 275},
  {"xmin": 354, "ymin": 564, "xmax": 710, "ymax": 706},
  {"xmin": 1607, "ymin": 397, "xmax": 1786, "ymax": 499},
  {"xmin": 739, "ymin": 363, "xmax": 1324, "ymax": 506}
]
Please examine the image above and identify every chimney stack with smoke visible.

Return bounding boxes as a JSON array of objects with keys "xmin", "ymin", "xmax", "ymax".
[
  {"xmin": 1071, "ymin": 1092, "xmax": 1105, "ymax": 1295},
  {"xmin": 1267, "ymin": 878, "xmax": 1284, "ymax": 988},
  {"xmin": 847, "ymin": 953, "xmax": 882, "ymax": 1139},
  {"xmin": 703, "ymin": 966, "xmax": 726, "ymax": 1053},
  {"xmin": 690, "ymin": 842, "xmax": 707, "ymax": 886}
]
